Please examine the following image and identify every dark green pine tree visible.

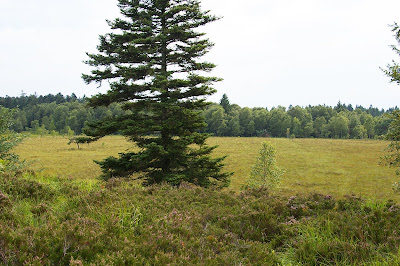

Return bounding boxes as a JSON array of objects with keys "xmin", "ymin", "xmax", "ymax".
[
  {"xmin": 82, "ymin": 0, "xmax": 231, "ymax": 188},
  {"xmin": 219, "ymin": 93, "xmax": 232, "ymax": 114}
]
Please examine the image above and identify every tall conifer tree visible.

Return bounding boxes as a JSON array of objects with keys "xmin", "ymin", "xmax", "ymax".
[
  {"xmin": 219, "ymin": 93, "xmax": 231, "ymax": 114},
  {"xmin": 82, "ymin": 0, "xmax": 231, "ymax": 187}
]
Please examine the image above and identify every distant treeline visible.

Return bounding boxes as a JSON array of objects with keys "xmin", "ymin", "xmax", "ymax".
[
  {"xmin": 0, "ymin": 93, "xmax": 124, "ymax": 135},
  {"xmin": 0, "ymin": 93, "xmax": 396, "ymax": 139}
]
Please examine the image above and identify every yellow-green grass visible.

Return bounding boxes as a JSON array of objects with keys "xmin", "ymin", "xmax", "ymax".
[
  {"xmin": 208, "ymin": 137, "xmax": 398, "ymax": 200},
  {"xmin": 13, "ymin": 135, "xmax": 133, "ymax": 180},
  {"xmin": 13, "ymin": 135, "xmax": 399, "ymax": 201}
]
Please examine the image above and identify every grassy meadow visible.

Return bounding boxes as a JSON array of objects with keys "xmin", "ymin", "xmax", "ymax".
[
  {"xmin": 13, "ymin": 135, "xmax": 399, "ymax": 201},
  {"xmin": 4, "ymin": 135, "xmax": 400, "ymax": 264}
]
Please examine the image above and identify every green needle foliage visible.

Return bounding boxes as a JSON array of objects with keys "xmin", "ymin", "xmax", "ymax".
[
  {"xmin": 383, "ymin": 22, "xmax": 400, "ymax": 85},
  {"xmin": 82, "ymin": 0, "xmax": 231, "ymax": 187},
  {"xmin": 384, "ymin": 110, "xmax": 400, "ymax": 192},
  {"xmin": 383, "ymin": 23, "xmax": 400, "ymax": 192},
  {"xmin": 244, "ymin": 142, "xmax": 284, "ymax": 190}
]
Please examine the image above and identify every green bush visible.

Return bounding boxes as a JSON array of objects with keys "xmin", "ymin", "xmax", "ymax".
[
  {"xmin": 0, "ymin": 107, "xmax": 25, "ymax": 172},
  {"xmin": 243, "ymin": 142, "xmax": 284, "ymax": 190}
]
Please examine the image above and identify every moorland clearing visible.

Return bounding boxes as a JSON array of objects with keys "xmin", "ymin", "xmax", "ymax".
[{"xmin": 14, "ymin": 136, "xmax": 398, "ymax": 201}]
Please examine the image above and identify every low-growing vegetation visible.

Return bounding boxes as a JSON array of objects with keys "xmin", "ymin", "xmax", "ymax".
[
  {"xmin": 1, "ymin": 171, "xmax": 400, "ymax": 265},
  {"xmin": 5, "ymin": 134, "xmax": 400, "ymax": 264}
]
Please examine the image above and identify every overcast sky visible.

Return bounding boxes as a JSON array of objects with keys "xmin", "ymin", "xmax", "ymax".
[{"xmin": 1, "ymin": 0, "xmax": 400, "ymax": 109}]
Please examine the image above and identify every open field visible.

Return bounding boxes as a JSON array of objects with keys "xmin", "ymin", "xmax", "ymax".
[
  {"xmin": 5, "ymin": 136, "xmax": 400, "ymax": 264},
  {"xmin": 13, "ymin": 135, "xmax": 399, "ymax": 201}
]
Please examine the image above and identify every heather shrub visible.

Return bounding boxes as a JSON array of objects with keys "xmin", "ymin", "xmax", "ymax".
[
  {"xmin": 0, "ymin": 173, "xmax": 56, "ymax": 202},
  {"xmin": 0, "ymin": 174, "xmax": 400, "ymax": 264}
]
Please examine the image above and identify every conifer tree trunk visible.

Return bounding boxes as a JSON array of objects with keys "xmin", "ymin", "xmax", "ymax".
[{"xmin": 160, "ymin": 2, "xmax": 169, "ymax": 178}]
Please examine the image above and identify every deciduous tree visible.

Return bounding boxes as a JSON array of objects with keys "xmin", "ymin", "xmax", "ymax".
[{"xmin": 243, "ymin": 142, "xmax": 284, "ymax": 190}]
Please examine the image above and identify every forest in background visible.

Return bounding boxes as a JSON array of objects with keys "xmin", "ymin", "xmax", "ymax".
[{"xmin": 0, "ymin": 93, "xmax": 397, "ymax": 139}]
